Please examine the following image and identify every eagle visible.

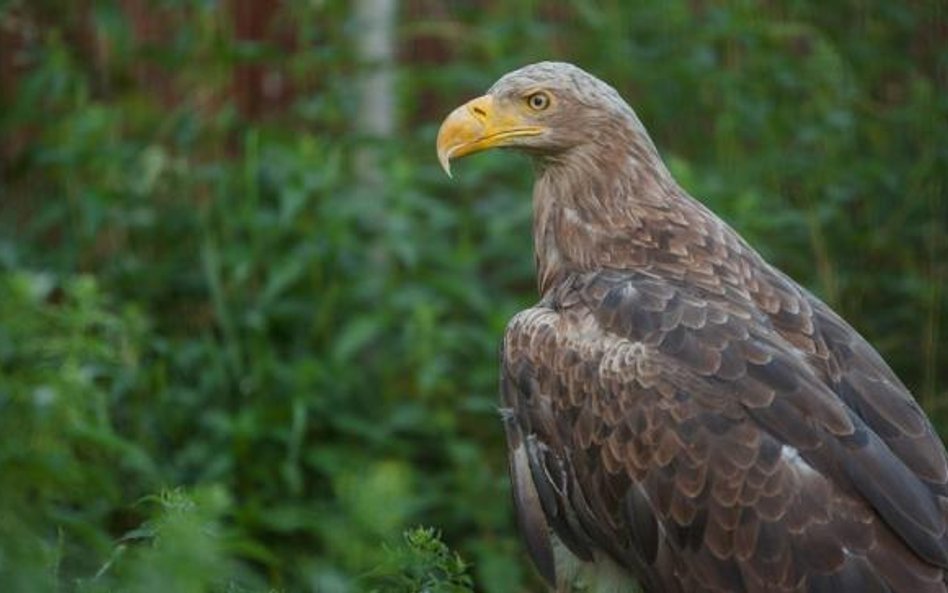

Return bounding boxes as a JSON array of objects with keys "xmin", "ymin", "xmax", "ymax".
[{"xmin": 435, "ymin": 62, "xmax": 948, "ymax": 593}]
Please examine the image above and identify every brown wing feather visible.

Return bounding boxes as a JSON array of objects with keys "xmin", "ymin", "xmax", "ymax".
[{"xmin": 502, "ymin": 269, "xmax": 948, "ymax": 593}]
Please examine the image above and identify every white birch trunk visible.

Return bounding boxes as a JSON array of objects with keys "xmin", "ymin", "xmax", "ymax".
[{"xmin": 354, "ymin": 0, "xmax": 397, "ymax": 189}]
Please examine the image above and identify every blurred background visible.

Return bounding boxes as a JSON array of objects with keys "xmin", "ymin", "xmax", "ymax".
[{"xmin": 0, "ymin": 1, "xmax": 945, "ymax": 591}]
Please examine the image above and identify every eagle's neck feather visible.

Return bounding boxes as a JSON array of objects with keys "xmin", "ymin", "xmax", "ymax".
[{"xmin": 531, "ymin": 133, "xmax": 683, "ymax": 296}]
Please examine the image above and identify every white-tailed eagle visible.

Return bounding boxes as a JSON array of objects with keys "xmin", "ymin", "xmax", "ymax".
[{"xmin": 436, "ymin": 62, "xmax": 948, "ymax": 593}]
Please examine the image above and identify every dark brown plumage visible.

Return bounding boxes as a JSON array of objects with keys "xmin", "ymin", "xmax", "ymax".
[{"xmin": 436, "ymin": 61, "xmax": 948, "ymax": 593}]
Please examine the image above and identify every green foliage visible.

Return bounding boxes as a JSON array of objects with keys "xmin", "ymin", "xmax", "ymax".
[
  {"xmin": 80, "ymin": 487, "xmax": 246, "ymax": 593},
  {"xmin": 0, "ymin": 1, "xmax": 945, "ymax": 592},
  {"xmin": 0, "ymin": 271, "xmax": 150, "ymax": 591},
  {"xmin": 0, "ymin": 272, "xmax": 255, "ymax": 592},
  {"xmin": 364, "ymin": 527, "xmax": 474, "ymax": 593}
]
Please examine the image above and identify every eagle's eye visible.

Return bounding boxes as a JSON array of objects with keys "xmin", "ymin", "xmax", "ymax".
[{"xmin": 526, "ymin": 92, "xmax": 551, "ymax": 111}]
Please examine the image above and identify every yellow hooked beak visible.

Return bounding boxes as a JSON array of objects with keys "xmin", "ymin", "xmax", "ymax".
[{"xmin": 436, "ymin": 94, "xmax": 544, "ymax": 177}]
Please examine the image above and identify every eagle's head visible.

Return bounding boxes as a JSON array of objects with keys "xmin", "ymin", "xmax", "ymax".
[{"xmin": 436, "ymin": 61, "xmax": 643, "ymax": 176}]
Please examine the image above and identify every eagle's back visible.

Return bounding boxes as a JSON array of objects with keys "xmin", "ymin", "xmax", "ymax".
[{"xmin": 501, "ymin": 255, "xmax": 948, "ymax": 592}]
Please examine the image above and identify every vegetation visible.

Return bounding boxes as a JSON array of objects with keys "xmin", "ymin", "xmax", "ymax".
[{"xmin": 0, "ymin": 1, "xmax": 944, "ymax": 591}]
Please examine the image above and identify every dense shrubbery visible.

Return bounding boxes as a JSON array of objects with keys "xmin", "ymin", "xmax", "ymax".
[{"xmin": 1, "ymin": 1, "xmax": 945, "ymax": 591}]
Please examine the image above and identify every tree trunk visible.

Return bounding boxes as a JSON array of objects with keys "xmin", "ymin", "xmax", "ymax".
[{"xmin": 354, "ymin": 0, "xmax": 397, "ymax": 189}]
